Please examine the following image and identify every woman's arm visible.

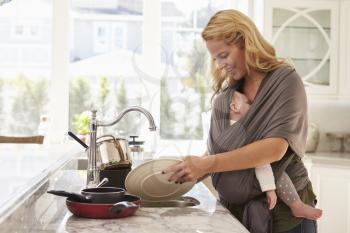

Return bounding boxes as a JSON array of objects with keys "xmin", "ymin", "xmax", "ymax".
[
  {"xmin": 209, "ymin": 137, "xmax": 288, "ymax": 172},
  {"xmin": 163, "ymin": 137, "xmax": 288, "ymax": 182}
]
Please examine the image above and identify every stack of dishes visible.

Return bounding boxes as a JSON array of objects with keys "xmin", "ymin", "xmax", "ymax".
[{"xmin": 125, "ymin": 159, "xmax": 195, "ymax": 201}]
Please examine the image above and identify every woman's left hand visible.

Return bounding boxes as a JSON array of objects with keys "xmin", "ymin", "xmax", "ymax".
[{"xmin": 162, "ymin": 156, "xmax": 212, "ymax": 183}]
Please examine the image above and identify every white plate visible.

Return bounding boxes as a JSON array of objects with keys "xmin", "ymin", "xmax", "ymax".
[{"xmin": 125, "ymin": 159, "xmax": 195, "ymax": 201}]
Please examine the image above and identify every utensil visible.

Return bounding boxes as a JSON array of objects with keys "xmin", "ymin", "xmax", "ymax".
[
  {"xmin": 66, "ymin": 194, "xmax": 140, "ymax": 219},
  {"xmin": 47, "ymin": 190, "xmax": 91, "ymax": 203},
  {"xmin": 100, "ymin": 168, "xmax": 131, "ymax": 188},
  {"xmin": 48, "ymin": 187, "xmax": 125, "ymax": 204},
  {"xmin": 47, "ymin": 191, "xmax": 140, "ymax": 218},
  {"xmin": 80, "ymin": 187, "xmax": 125, "ymax": 204},
  {"xmin": 129, "ymin": 135, "xmax": 144, "ymax": 162},
  {"xmin": 96, "ymin": 135, "xmax": 131, "ymax": 170},
  {"xmin": 97, "ymin": 178, "xmax": 109, "ymax": 187},
  {"xmin": 68, "ymin": 131, "xmax": 88, "ymax": 149}
]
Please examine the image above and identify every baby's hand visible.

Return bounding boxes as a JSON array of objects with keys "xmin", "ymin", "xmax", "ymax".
[{"xmin": 266, "ymin": 190, "xmax": 277, "ymax": 210}]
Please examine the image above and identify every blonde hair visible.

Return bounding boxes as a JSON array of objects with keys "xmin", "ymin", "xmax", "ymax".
[{"xmin": 202, "ymin": 9, "xmax": 287, "ymax": 97}]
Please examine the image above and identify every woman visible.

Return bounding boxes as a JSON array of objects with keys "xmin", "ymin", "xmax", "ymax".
[{"xmin": 163, "ymin": 10, "xmax": 319, "ymax": 233}]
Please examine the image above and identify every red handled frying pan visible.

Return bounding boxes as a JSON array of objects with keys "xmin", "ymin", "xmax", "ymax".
[
  {"xmin": 66, "ymin": 194, "xmax": 141, "ymax": 219},
  {"xmin": 47, "ymin": 190, "xmax": 141, "ymax": 219}
]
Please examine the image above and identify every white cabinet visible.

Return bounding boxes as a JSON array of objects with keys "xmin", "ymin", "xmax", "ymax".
[
  {"xmin": 309, "ymin": 162, "xmax": 350, "ymax": 233},
  {"xmin": 264, "ymin": 0, "xmax": 341, "ymax": 96},
  {"xmin": 339, "ymin": 1, "xmax": 350, "ymax": 97}
]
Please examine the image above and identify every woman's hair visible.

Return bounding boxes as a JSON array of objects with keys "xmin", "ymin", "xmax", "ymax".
[{"xmin": 201, "ymin": 9, "xmax": 287, "ymax": 97}]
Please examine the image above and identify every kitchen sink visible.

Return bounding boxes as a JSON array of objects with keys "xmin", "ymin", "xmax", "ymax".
[
  {"xmin": 64, "ymin": 157, "xmax": 88, "ymax": 170},
  {"xmin": 141, "ymin": 196, "xmax": 200, "ymax": 208},
  {"xmin": 75, "ymin": 157, "xmax": 88, "ymax": 170}
]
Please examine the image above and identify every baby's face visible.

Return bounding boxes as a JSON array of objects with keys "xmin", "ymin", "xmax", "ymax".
[{"xmin": 230, "ymin": 92, "xmax": 251, "ymax": 121}]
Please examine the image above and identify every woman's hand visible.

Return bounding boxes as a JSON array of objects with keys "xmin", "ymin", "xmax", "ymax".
[{"xmin": 162, "ymin": 156, "xmax": 214, "ymax": 183}]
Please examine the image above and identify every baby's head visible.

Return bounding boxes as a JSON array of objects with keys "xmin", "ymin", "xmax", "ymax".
[{"xmin": 230, "ymin": 91, "xmax": 251, "ymax": 121}]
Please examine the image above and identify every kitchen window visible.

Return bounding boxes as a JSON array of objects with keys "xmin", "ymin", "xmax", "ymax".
[
  {"xmin": 160, "ymin": 0, "xmax": 231, "ymax": 143},
  {"xmin": 0, "ymin": 0, "xmax": 51, "ymax": 136},
  {"xmin": 69, "ymin": 0, "xmax": 144, "ymax": 139},
  {"xmin": 0, "ymin": 0, "xmax": 254, "ymax": 154}
]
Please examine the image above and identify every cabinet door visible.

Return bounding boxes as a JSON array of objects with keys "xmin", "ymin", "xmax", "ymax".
[
  {"xmin": 339, "ymin": 1, "xmax": 350, "ymax": 97},
  {"xmin": 264, "ymin": 0, "xmax": 339, "ymax": 95},
  {"xmin": 310, "ymin": 164, "xmax": 350, "ymax": 233}
]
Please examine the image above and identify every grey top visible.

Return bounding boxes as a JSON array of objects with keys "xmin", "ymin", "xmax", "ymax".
[{"xmin": 208, "ymin": 65, "xmax": 307, "ymax": 158}]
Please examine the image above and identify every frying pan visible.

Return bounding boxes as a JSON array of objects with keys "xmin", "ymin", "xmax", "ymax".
[
  {"xmin": 47, "ymin": 190, "xmax": 141, "ymax": 219},
  {"xmin": 66, "ymin": 194, "xmax": 141, "ymax": 219}
]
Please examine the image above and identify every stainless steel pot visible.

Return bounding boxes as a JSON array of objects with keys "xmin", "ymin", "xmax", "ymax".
[{"xmin": 96, "ymin": 135, "xmax": 131, "ymax": 170}]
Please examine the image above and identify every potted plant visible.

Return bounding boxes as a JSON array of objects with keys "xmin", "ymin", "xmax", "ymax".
[{"xmin": 72, "ymin": 111, "xmax": 91, "ymax": 143}]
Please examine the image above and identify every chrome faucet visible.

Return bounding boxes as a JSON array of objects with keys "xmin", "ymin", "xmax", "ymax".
[{"xmin": 87, "ymin": 106, "xmax": 157, "ymax": 188}]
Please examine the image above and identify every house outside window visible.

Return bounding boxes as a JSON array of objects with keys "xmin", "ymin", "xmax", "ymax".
[
  {"xmin": 159, "ymin": 0, "xmax": 232, "ymax": 141},
  {"xmin": 0, "ymin": 0, "xmax": 253, "ymax": 155},
  {"xmin": 11, "ymin": 20, "xmax": 42, "ymax": 40},
  {"xmin": 70, "ymin": 0, "xmax": 143, "ymax": 139},
  {"xmin": 0, "ymin": 0, "xmax": 51, "ymax": 136}
]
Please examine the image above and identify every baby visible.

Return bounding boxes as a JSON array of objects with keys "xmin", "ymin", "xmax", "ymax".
[{"xmin": 229, "ymin": 91, "xmax": 322, "ymax": 220}]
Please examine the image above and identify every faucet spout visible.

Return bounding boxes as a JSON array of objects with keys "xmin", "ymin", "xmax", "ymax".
[{"xmin": 99, "ymin": 106, "xmax": 157, "ymax": 131}]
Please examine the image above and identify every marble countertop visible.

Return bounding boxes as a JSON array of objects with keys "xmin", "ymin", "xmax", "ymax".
[
  {"xmin": 1, "ymin": 144, "xmax": 349, "ymax": 233},
  {"xmin": 0, "ymin": 146, "xmax": 249, "ymax": 233},
  {"xmin": 0, "ymin": 143, "xmax": 82, "ymax": 220},
  {"xmin": 54, "ymin": 182, "xmax": 249, "ymax": 233},
  {"xmin": 305, "ymin": 152, "xmax": 350, "ymax": 166},
  {"xmin": 0, "ymin": 168, "xmax": 250, "ymax": 233}
]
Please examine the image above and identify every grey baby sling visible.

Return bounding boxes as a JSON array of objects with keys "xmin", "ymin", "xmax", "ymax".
[{"xmin": 207, "ymin": 65, "xmax": 310, "ymax": 233}]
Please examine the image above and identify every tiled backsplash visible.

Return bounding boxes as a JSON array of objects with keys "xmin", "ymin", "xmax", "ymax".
[{"xmin": 308, "ymin": 99, "xmax": 350, "ymax": 152}]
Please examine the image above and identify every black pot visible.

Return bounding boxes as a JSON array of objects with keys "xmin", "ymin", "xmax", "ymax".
[
  {"xmin": 99, "ymin": 167, "xmax": 131, "ymax": 189},
  {"xmin": 80, "ymin": 187, "xmax": 125, "ymax": 203}
]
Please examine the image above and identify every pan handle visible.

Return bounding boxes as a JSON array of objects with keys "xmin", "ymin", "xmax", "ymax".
[
  {"xmin": 47, "ymin": 190, "xmax": 91, "ymax": 203},
  {"xmin": 110, "ymin": 201, "xmax": 137, "ymax": 214}
]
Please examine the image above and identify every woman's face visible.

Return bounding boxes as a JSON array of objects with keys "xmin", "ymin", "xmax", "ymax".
[{"xmin": 206, "ymin": 39, "xmax": 247, "ymax": 81}]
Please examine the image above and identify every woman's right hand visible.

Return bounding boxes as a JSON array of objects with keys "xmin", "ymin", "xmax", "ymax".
[{"xmin": 162, "ymin": 155, "xmax": 215, "ymax": 183}]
